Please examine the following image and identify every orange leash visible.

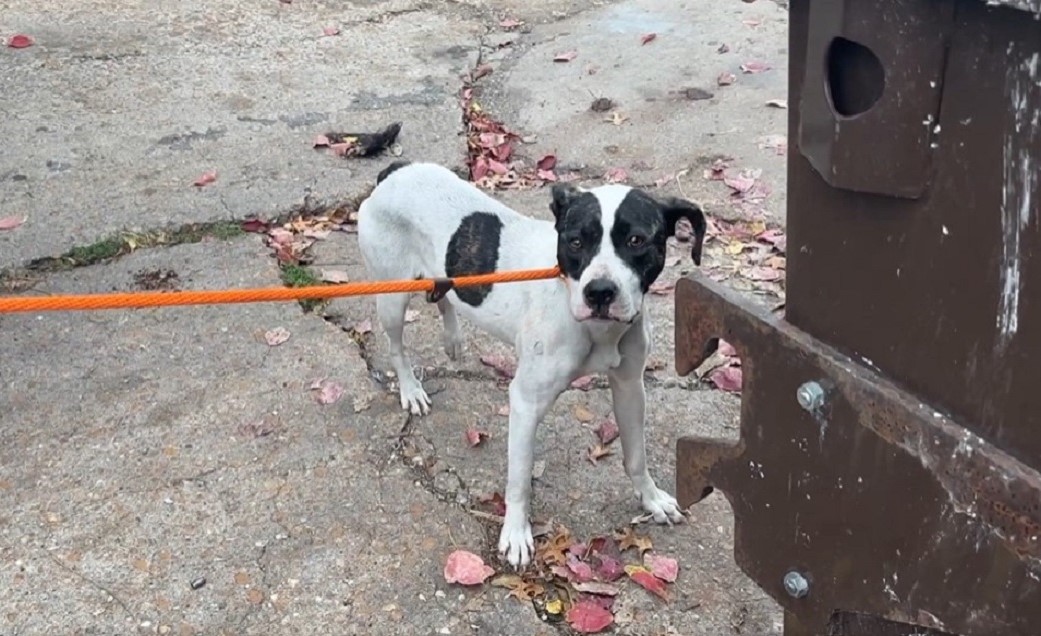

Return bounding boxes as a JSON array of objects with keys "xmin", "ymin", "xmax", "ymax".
[{"xmin": 0, "ymin": 266, "xmax": 561, "ymax": 313}]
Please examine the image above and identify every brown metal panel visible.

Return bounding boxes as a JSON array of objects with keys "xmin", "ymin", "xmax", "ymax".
[
  {"xmin": 786, "ymin": 0, "xmax": 1041, "ymax": 468},
  {"xmin": 798, "ymin": 0, "xmax": 951, "ymax": 198}
]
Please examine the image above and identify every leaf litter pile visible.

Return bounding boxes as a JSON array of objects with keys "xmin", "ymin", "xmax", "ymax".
[{"xmin": 443, "ymin": 523, "xmax": 681, "ymax": 633}]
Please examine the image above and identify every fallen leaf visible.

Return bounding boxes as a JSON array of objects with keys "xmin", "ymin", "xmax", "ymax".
[
  {"xmin": 566, "ymin": 600, "xmax": 614, "ymax": 633},
  {"xmin": 587, "ymin": 444, "xmax": 613, "ymax": 464},
  {"xmin": 605, "ymin": 167, "xmax": 629, "ymax": 183},
  {"xmin": 604, "ymin": 112, "xmax": 628, "ymax": 126},
  {"xmin": 404, "ymin": 309, "xmax": 420, "ymax": 323},
  {"xmin": 319, "ymin": 269, "xmax": 350, "ymax": 283},
  {"xmin": 536, "ymin": 526, "xmax": 574, "ymax": 566},
  {"xmin": 740, "ymin": 60, "xmax": 771, "ymax": 74},
  {"xmin": 708, "ymin": 365, "xmax": 743, "ymax": 392},
  {"xmin": 312, "ymin": 379, "xmax": 346, "ymax": 405},
  {"xmin": 193, "ymin": 170, "xmax": 218, "ymax": 187},
  {"xmin": 640, "ymin": 33, "xmax": 657, "ymax": 45},
  {"xmin": 480, "ymin": 353, "xmax": 516, "ymax": 379},
  {"xmin": 625, "ymin": 565, "xmax": 670, "ymax": 600},
  {"xmin": 264, "ymin": 327, "xmax": 291, "ymax": 347},
  {"xmin": 572, "ymin": 404, "xmax": 596, "ymax": 423},
  {"xmin": 312, "ymin": 134, "xmax": 331, "ymax": 147},
  {"xmin": 723, "ymin": 171, "xmax": 757, "ymax": 194},
  {"xmin": 643, "ymin": 553, "xmax": 679, "ymax": 583},
  {"xmin": 491, "ymin": 574, "xmax": 544, "ymax": 600},
  {"xmin": 594, "ymin": 554, "xmax": 625, "ymax": 582},
  {"xmin": 615, "ymin": 527, "xmax": 653, "ymax": 553},
  {"xmin": 570, "ymin": 375, "xmax": 596, "ymax": 391},
  {"xmin": 594, "ymin": 417, "xmax": 619, "ymax": 445},
  {"xmin": 765, "ymin": 99, "xmax": 788, "ymax": 109},
  {"xmin": 553, "ymin": 50, "xmax": 578, "ymax": 62},
  {"xmin": 354, "ymin": 319, "xmax": 373, "ymax": 335},
  {"xmin": 499, "ymin": 18, "xmax": 524, "ymax": 29},
  {"xmin": 479, "ymin": 491, "xmax": 507, "ymax": 516},
  {"xmin": 241, "ymin": 218, "xmax": 269, "ymax": 233},
  {"xmin": 567, "ymin": 554, "xmax": 596, "ymax": 583},
  {"xmin": 536, "ymin": 154, "xmax": 557, "ymax": 171},
  {"xmin": 649, "ymin": 280, "xmax": 675, "ymax": 296},
  {"xmin": 465, "ymin": 426, "xmax": 489, "ymax": 447},
  {"xmin": 0, "ymin": 216, "xmax": 26, "ymax": 231},
  {"xmin": 470, "ymin": 63, "xmax": 494, "ymax": 81},
  {"xmin": 444, "ymin": 550, "xmax": 494, "ymax": 586},
  {"xmin": 717, "ymin": 72, "xmax": 736, "ymax": 86},
  {"xmin": 7, "ymin": 34, "xmax": 33, "ymax": 49},
  {"xmin": 321, "ymin": 25, "xmax": 340, "ymax": 36},
  {"xmin": 573, "ymin": 581, "xmax": 620, "ymax": 596}
]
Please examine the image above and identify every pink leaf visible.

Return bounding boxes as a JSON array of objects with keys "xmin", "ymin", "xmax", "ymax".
[
  {"xmin": 0, "ymin": 216, "xmax": 26, "ymax": 231},
  {"xmin": 264, "ymin": 327, "xmax": 291, "ymax": 347},
  {"xmin": 443, "ymin": 550, "xmax": 495, "ymax": 586},
  {"xmin": 321, "ymin": 25, "xmax": 340, "ymax": 36},
  {"xmin": 567, "ymin": 554, "xmax": 596, "ymax": 583},
  {"xmin": 740, "ymin": 60, "xmax": 771, "ymax": 74},
  {"xmin": 625, "ymin": 565, "xmax": 670, "ymax": 600},
  {"xmin": 570, "ymin": 375, "xmax": 596, "ymax": 391},
  {"xmin": 553, "ymin": 50, "xmax": 578, "ymax": 63},
  {"xmin": 573, "ymin": 581, "xmax": 620, "ymax": 596},
  {"xmin": 470, "ymin": 63, "xmax": 494, "ymax": 81},
  {"xmin": 312, "ymin": 379, "xmax": 346, "ymax": 405},
  {"xmin": 604, "ymin": 167, "xmax": 628, "ymax": 183},
  {"xmin": 312, "ymin": 134, "xmax": 331, "ymax": 148},
  {"xmin": 329, "ymin": 142, "xmax": 354, "ymax": 157},
  {"xmin": 595, "ymin": 417, "xmax": 619, "ymax": 445},
  {"xmin": 471, "ymin": 156, "xmax": 490, "ymax": 181},
  {"xmin": 595, "ymin": 554, "xmax": 625, "ymax": 582},
  {"xmin": 487, "ymin": 158, "xmax": 509, "ymax": 175},
  {"xmin": 708, "ymin": 365, "xmax": 742, "ymax": 393},
  {"xmin": 499, "ymin": 18, "xmax": 523, "ymax": 29},
  {"xmin": 649, "ymin": 280, "xmax": 675, "ymax": 296},
  {"xmin": 643, "ymin": 553, "xmax": 679, "ymax": 583},
  {"xmin": 536, "ymin": 169, "xmax": 557, "ymax": 181},
  {"xmin": 640, "ymin": 33, "xmax": 657, "ymax": 45},
  {"xmin": 717, "ymin": 72, "xmax": 736, "ymax": 86},
  {"xmin": 7, "ymin": 34, "xmax": 33, "ymax": 49},
  {"xmin": 536, "ymin": 154, "xmax": 557, "ymax": 171},
  {"xmin": 480, "ymin": 353, "xmax": 516, "ymax": 379},
  {"xmin": 465, "ymin": 426, "xmax": 488, "ymax": 447},
  {"xmin": 193, "ymin": 170, "xmax": 218, "ymax": 187},
  {"xmin": 566, "ymin": 600, "xmax": 614, "ymax": 633}
]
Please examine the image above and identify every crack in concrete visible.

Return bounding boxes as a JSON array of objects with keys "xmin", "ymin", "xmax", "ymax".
[{"xmin": 42, "ymin": 547, "xmax": 136, "ymax": 622}]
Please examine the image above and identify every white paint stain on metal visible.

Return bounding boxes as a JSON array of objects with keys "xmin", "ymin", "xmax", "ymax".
[{"xmin": 998, "ymin": 48, "xmax": 1039, "ymax": 347}]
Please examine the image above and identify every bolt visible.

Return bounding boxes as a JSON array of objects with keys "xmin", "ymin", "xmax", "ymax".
[
  {"xmin": 783, "ymin": 571, "xmax": 809, "ymax": 598},
  {"xmin": 796, "ymin": 381, "xmax": 825, "ymax": 412}
]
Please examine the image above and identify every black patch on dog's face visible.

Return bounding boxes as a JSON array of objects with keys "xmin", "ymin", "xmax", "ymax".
[
  {"xmin": 445, "ymin": 212, "xmax": 503, "ymax": 306},
  {"xmin": 551, "ymin": 185, "xmax": 603, "ymax": 280},
  {"xmin": 610, "ymin": 189, "xmax": 670, "ymax": 292}
]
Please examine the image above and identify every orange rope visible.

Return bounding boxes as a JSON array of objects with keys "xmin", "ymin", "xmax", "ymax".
[{"xmin": 0, "ymin": 266, "xmax": 561, "ymax": 313}]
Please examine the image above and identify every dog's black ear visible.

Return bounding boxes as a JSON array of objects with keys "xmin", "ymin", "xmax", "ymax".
[
  {"xmin": 661, "ymin": 197, "xmax": 707, "ymax": 266},
  {"xmin": 550, "ymin": 184, "xmax": 581, "ymax": 229}
]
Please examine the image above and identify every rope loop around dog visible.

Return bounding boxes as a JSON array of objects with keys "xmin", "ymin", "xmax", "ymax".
[{"xmin": 0, "ymin": 266, "xmax": 562, "ymax": 313}]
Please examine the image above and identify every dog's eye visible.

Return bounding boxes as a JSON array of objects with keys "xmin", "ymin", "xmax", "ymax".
[
  {"xmin": 627, "ymin": 235, "xmax": 645, "ymax": 247},
  {"xmin": 568, "ymin": 238, "xmax": 583, "ymax": 251}
]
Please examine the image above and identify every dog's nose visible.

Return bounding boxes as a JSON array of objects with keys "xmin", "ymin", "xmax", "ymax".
[{"xmin": 583, "ymin": 279, "xmax": 618, "ymax": 310}]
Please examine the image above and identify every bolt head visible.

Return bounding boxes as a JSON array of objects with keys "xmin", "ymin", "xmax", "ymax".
[
  {"xmin": 796, "ymin": 381, "xmax": 825, "ymax": 412},
  {"xmin": 783, "ymin": 571, "xmax": 809, "ymax": 598}
]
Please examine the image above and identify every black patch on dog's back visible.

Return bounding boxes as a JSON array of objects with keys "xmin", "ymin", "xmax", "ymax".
[
  {"xmin": 610, "ymin": 189, "xmax": 669, "ymax": 292},
  {"xmin": 377, "ymin": 160, "xmax": 411, "ymax": 184},
  {"xmin": 445, "ymin": 212, "xmax": 503, "ymax": 306},
  {"xmin": 553, "ymin": 190, "xmax": 604, "ymax": 281}
]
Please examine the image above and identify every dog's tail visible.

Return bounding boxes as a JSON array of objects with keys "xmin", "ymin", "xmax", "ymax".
[{"xmin": 377, "ymin": 160, "xmax": 411, "ymax": 185}]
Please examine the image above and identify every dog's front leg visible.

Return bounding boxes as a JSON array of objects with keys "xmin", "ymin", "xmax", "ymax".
[
  {"xmin": 499, "ymin": 364, "xmax": 566, "ymax": 568},
  {"xmin": 609, "ymin": 336, "xmax": 685, "ymax": 525}
]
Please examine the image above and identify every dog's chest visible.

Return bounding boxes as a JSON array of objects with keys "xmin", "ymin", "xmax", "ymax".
[{"xmin": 581, "ymin": 341, "xmax": 623, "ymax": 375}]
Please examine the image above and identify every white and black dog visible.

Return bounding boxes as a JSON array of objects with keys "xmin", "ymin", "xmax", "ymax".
[{"xmin": 358, "ymin": 161, "xmax": 706, "ymax": 567}]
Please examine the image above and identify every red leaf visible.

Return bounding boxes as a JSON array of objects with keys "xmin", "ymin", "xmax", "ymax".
[
  {"xmin": 312, "ymin": 134, "xmax": 331, "ymax": 148},
  {"xmin": 567, "ymin": 554, "xmax": 596, "ymax": 583},
  {"xmin": 536, "ymin": 169, "xmax": 557, "ymax": 182},
  {"xmin": 604, "ymin": 167, "xmax": 628, "ymax": 183},
  {"xmin": 708, "ymin": 365, "xmax": 742, "ymax": 393},
  {"xmin": 643, "ymin": 553, "xmax": 679, "ymax": 583},
  {"xmin": 321, "ymin": 25, "xmax": 340, "ymax": 36},
  {"xmin": 625, "ymin": 565, "xmax": 670, "ymax": 600},
  {"xmin": 465, "ymin": 426, "xmax": 488, "ymax": 447},
  {"xmin": 193, "ymin": 170, "xmax": 218, "ymax": 187},
  {"xmin": 480, "ymin": 353, "xmax": 516, "ymax": 379},
  {"xmin": 492, "ymin": 142, "xmax": 513, "ymax": 162},
  {"xmin": 566, "ymin": 600, "xmax": 614, "ymax": 633},
  {"xmin": 443, "ymin": 550, "xmax": 495, "ymax": 586},
  {"xmin": 0, "ymin": 216, "xmax": 26, "ymax": 231},
  {"xmin": 553, "ymin": 50, "xmax": 578, "ymax": 62},
  {"xmin": 570, "ymin": 375, "xmax": 595, "ymax": 391},
  {"xmin": 717, "ymin": 72, "xmax": 736, "ymax": 86},
  {"xmin": 536, "ymin": 154, "xmax": 557, "ymax": 171},
  {"xmin": 478, "ymin": 492, "xmax": 506, "ymax": 516},
  {"xmin": 487, "ymin": 158, "xmax": 509, "ymax": 175},
  {"xmin": 471, "ymin": 156, "xmax": 490, "ymax": 181},
  {"xmin": 740, "ymin": 60, "xmax": 771, "ymax": 74},
  {"xmin": 595, "ymin": 417, "xmax": 619, "ymax": 445},
  {"xmin": 7, "ymin": 34, "xmax": 33, "ymax": 49},
  {"xmin": 595, "ymin": 554, "xmax": 625, "ymax": 582},
  {"xmin": 640, "ymin": 33, "xmax": 657, "ymax": 45},
  {"xmin": 241, "ymin": 219, "xmax": 269, "ymax": 233},
  {"xmin": 723, "ymin": 172, "xmax": 756, "ymax": 193}
]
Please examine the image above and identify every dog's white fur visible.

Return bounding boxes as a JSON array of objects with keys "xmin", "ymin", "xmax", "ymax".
[{"xmin": 358, "ymin": 163, "xmax": 684, "ymax": 567}]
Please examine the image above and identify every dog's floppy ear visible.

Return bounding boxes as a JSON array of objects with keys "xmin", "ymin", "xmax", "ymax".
[
  {"xmin": 661, "ymin": 197, "xmax": 707, "ymax": 266},
  {"xmin": 550, "ymin": 183, "xmax": 581, "ymax": 230}
]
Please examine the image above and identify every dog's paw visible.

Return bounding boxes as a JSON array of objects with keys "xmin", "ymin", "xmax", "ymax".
[
  {"xmin": 636, "ymin": 486, "xmax": 686, "ymax": 525},
  {"xmin": 398, "ymin": 379, "xmax": 431, "ymax": 416},
  {"xmin": 498, "ymin": 517, "xmax": 534, "ymax": 568},
  {"xmin": 443, "ymin": 334, "xmax": 464, "ymax": 361}
]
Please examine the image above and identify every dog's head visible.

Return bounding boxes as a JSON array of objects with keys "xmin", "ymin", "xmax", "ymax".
[{"xmin": 550, "ymin": 183, "xmax": 706, "ymax": 324}]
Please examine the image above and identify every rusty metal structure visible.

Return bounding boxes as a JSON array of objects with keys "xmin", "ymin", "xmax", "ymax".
[{"xmin": 674, "ymin": 1, "xmax": 1041, "ymax": 634}]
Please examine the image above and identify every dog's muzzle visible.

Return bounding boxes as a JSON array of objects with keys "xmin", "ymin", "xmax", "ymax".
[{"xmin": 583, "ymin": 278, "xmax": 619, "ymax": 319}]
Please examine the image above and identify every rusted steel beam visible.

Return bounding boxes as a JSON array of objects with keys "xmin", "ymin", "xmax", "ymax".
[{"xmin": 675, "ymin": 276, "xmax": 1041, "ymax": 636}]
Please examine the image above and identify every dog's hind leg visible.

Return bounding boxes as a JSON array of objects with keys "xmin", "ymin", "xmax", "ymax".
[
  {"xmin": 437, "ymin": 299, "xmax": 464, "ymax": 361},
  {"xmin": 377, "ymin": 293, "xmax": 431, "ymax": 415}
]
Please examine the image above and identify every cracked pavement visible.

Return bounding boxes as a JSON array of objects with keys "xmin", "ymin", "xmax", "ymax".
[{"xmin": 1, "ymin": 0, "xmax": 789, "ymax": 633}]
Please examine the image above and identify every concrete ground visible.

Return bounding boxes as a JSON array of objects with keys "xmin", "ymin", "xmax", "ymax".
[{"xmin": 0, "ymin": 1, "xmax": 789, "ymax": 634}]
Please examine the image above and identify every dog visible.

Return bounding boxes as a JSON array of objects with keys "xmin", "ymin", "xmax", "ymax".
[{"xmin": 358, "ymin": 161, "xmax": 706, "ymax": 567}]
